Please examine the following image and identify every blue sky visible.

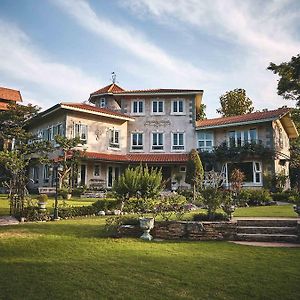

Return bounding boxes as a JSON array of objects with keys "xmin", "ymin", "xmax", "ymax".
[{"xmin": 0, "ymin": 0, "xmax": 299, "ymax": 117}]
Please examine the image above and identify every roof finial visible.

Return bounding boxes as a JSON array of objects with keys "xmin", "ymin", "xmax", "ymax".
[{"xmin": 111, "ymin": 72, "xmax": 117, "ymax": 84}]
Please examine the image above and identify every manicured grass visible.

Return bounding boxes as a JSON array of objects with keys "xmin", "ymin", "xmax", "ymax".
[
  {"xmin": 0, "ymin": 194, "xmax": 96, "ymax": 216},
  {"xmin": 0, "ymin": 217, "xmax": 299, "ymax": 300},
  {"xmin": 234, "ymin": 205, "xmax": 298, "ymax": 218}
]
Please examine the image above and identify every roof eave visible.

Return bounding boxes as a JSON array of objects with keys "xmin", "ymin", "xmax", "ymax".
[
  {"xmin": 196, "ymin": 117, "xmax": 277, "ymax": 130},
  {"xmin": 114, "ymin": 91, "xmax": 203, "ymax": 96},
  {"xmin": 60, "ymin": 104, "xmax": 134, "ymax": 122}
]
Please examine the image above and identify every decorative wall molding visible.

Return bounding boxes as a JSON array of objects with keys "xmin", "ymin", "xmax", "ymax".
[{"xmin": 144, "ymin": 119, "xmax": 171, "ymax": 128}]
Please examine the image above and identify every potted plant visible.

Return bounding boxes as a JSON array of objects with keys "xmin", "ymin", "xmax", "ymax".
[
  {"xmin": 139, "ymin": 217, "xmax": 154, "ymax": 241},
  {"xmin": 37, "ymin": 194, "xmax": 48, "ymax": 212}
]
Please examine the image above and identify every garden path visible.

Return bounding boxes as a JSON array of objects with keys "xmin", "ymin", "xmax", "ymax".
[{"xmin": 0, "ymin": 216, "xmax": 19, "ymax": 226}]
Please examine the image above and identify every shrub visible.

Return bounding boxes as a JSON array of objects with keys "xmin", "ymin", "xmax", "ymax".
[
  {"xmin": 58, "ymin": 188, "xmax": 71, "ymax": 199},
  {"xmin": 92, "ymin": 199, "xmax": 119, "ymax": 211},
  {"xmin": 238, "ymin": 189, "xmax": 272, "ymax": 206},
  {"xmin": 72, "ymin": 186, "xmax": 87, "ymax": 197},
  {"xmin": 193, "ymin": 212, "xmax": 228, "ymax": 221},
  {"xmin": 155, "ymin": 194, "xmax": 187, "ymax": 221},
  {"xmin": 201, "ymin": 188, "xmax": 222, "ymax": 217},
  {"xmin": 22, "ymin": 206, "xmax": 50, "ymax": 221},
  {"xmin": 272, "ymin": 190, "xmax": 299, "ymax": 203},
  {"xmin": 36, "ymin": 194, "xmax": 48, "ymax": 203}
]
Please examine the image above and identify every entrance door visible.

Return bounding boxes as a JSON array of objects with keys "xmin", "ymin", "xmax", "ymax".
[
  {"xmin": 80, "ymin": 164, "xmax": 86, "ymax": 186},
  {"xmin": 107, "ymin": 166, "xmax": 120, "ymax": 188},
  {"xmin": 161, "ymin": 167, "xmax": 172, "ymax": 189}
]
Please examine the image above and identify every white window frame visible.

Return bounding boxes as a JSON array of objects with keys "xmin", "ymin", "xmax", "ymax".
[
  {"xmin": 131, "ymin": 100, "xmax": 145, "ymax": 115},
  {"xmin": 151, "ymin": 132, "xmax": 164, "ymax": 151},
  {"xmin": 171, "ymin": 132, "xmax": 185, "ymax": 151},
  {"xmin": 228, "ymin": 128, "xmax": 257, "ymax": 147},
  {"xmin": 131, "ymin": 132, "xmax": 144, "ymax": 151},
  {"xmin": 151, "ymin": 100, "xmax": 165, "ymax": 115},
  {"xmin": 109, "ymin": 129, "xmax": 120, "ymax": 149},
  {"xmin": 74, "ymin": 123, "xmax": 88, "ymax": 142},
  {"xmin": 171, "ymin": 99, "xmax": 185, "ymax": 115},
  {"xmin": 107, "ymin": 166, "xmax": 121, "ymax": 188},
  {"xmin": 197, "ymin": 131, "xmax": 214, "ymax": 152},
  {"xmin": 224, "ymin": 161, "xmax": 262, "ymax": 187}
]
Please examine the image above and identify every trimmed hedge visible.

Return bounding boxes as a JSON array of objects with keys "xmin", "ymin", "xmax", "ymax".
[
  {"xmin": 272, "ymin": 190, "xmax": 299, "ymax": 203},
  {"xmin": 193, "ymin": 212, "xmax": 228, "ymax": 221}
]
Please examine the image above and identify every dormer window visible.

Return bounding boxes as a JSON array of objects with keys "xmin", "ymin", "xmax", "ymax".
[{"xmin": 100, "ymin": 98, "xmax": 106, "ymax": 108}]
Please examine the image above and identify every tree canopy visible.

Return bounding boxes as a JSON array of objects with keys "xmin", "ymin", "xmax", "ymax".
[
  {"xmin": 217, "ymin": 88, "xmax": 254, "ymax": 117},
  {"xmin": 268, "ymin": 54, "xmax": 300, "ymax": 105}
]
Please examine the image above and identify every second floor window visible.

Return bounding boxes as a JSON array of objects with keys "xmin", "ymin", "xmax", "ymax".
[
  {"xmin": 228, "ymin": 128, "xmax": 257, "ymax": 147},
  {"xmin": 109, "ymin": 129, "xmax": 120, "ymax": 148},
  {"xmin": 152, "ymin": 132, "xmax": 164, "ymax": 151},
  {"xmin": 74, "ymin": 123, "xmax": 88, "ymax": 142},
  {"xmin": 172, "ymin": 100, "xmax": 185, "ymax": 114},
  {"xmin": 152, "ymin": 100, "xmax": 164, "ymax": 114},
  {"xmin": 132, "ymin": 100, "xmax": 144, "ymax": 114},
  {"xmin": 172, "ymin": 132, "xmax": 185, "ymax": 151},
  {"xmin": 131, "ymin": 132, "xmax": 143, "ymax": 151},
  {"xmin": 198, "ymin": 132, "xmax": 213, "ymax": 151}
]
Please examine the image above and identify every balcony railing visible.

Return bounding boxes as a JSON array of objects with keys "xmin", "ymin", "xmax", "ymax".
[{"xmin": 198, "ymin": 139, "xmax": 275, "ymax": 162}]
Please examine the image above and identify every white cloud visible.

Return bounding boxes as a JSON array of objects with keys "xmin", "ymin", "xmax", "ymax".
[
  {"xmin": 52, "ymin": 0, "xmax": 220, "ymax": 88},
  {"xmin": 0, "ymin": 19, "xmax": 100, "ymax": 108},
  {"xmin": 122, "ymin": 0, "xmax": 300, "ymax": 115}
]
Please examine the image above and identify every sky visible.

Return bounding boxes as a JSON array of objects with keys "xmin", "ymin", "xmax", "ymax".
[{"xmin": 0, "ymin": 0, "xmax": 299, "ymax": 117}]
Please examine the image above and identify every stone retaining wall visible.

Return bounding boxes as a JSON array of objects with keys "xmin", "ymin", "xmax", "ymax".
[{"xmin": 118, "ymin": 221, "xmax": 237, "ymax": 241}]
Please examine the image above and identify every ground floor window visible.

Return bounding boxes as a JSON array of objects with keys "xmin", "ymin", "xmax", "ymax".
[
  {"xmin": 107, "ymin": 166, "xmax": 120, "ymax": 188},
  {"xmin": 225, "ymin": 161, "xmax": 262, "ymax": 185},
  {"xmin": 94, "ymin": 165, "xmax": 100, "ymax": 177}
]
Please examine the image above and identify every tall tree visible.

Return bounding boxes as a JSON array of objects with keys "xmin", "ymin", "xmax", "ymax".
[
  {"xmin": 268, "ymin": 54, "xmax": 300, "ymax": 105},
  {"xmin": 217, "ymin": 88, "xmax": 254, "ymax": 117},
  {"xmin": 185, "ymin": 149, "xmax": 204, "ymax": 202},
  {"xmin": 0, "ymin": 104, "xmax": 52, "ymax": 216}
]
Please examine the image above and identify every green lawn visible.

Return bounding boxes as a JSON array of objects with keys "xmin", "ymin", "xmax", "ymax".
[
  {"xmin": 234, "ymin": 205, "xmax": 298, "ymax": 218},
  {"xmin": 0, "ymin": 217, "xmax": 299, "ymax": 300},
  {"xmin": 0, "ymin": 194, "xmax": 96, "ymax": 216}
]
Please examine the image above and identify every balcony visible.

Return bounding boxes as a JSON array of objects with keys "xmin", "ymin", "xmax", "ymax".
[{"xmin": 198, "ymin": 140, "xmax": 275, "ymax": 163}]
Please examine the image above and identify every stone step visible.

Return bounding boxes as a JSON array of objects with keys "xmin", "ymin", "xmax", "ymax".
[
  {"xmin": 237, "ymin": 220, "xmax": 298, "ymax": 227},
  {"xmin": 236, "ymin": 233, "xmax": 299, "ymax": 243},
  {"xmin": 237, "ymin": 226, "xmax": 298, "ymax": 235}
]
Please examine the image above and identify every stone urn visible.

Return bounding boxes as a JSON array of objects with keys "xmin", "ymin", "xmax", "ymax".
[
  {"xmin": 227, "ymin": 205, "xmax": 236, "ymax": 220},
  {"xmin": 38, "ymin": 201, "xmax": 47, "ymax": 211},
  {"xmin": 293, "ymin": 204, "xmax": 300, "ymax": 217},
  {"xmin": 139, "ymin": 217, "xmax": 154, "ymax": 241}
]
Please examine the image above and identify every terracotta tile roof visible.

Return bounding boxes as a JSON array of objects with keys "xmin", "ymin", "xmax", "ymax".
[
  {"xmin": 61, "ymin": 103, "xmax": 133, "ymax": 120},
  {"xmin": 90, "ymin": 84, "xmax": 202, "ymax": 98},
  {"xmin": 196, "ymin": 108, "xmax": 291, "ymax": 129},
  {"xmin": 116, "ymin": 88, "xmax": 203, "ymax": 95},
  {"xmin": 90, "ymin": 83, "xmax": 125, "ymax": 96},
  {"xmin": 0, "ymin": 87, "xmax": 22, "ymax": 102},
  {"xmin": 84, "ymin": 152, "xmax": 189, "ymax": 163},
  {"xmin": 0, "ymin": 102, "xmax": 10, "ymax": 110}
]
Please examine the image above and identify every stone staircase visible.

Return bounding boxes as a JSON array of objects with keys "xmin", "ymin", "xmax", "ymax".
[{"xmin": 236, "ymin": 219, "xmax": 299, "ymax": 243}]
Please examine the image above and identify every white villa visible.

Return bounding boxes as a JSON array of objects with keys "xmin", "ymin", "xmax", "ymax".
[
  {"xmin": 27, "ymin": 83, "xmax": 298, "ymax": 191},
  {"xmin": 28, "ymin": 83, "xmax": 203, "ymax": 191}
]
